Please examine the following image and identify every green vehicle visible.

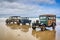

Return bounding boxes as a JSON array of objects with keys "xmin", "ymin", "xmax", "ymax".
[{"xmin": 32, "ymin": 14, "xmax": 56, "ymax": 31}]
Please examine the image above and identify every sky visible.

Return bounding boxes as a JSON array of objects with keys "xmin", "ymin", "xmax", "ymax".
[{"xmin": 0, "ymin": 0, "xmax": 60, "ymax": 17}]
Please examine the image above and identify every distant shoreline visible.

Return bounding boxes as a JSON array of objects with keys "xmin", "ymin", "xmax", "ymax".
[{"xmin": 0, "ymin": 17, "xmax": 60, "ymax": 18}]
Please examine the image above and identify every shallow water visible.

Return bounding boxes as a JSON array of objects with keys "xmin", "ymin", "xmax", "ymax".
[{"xmin": 0, "ymin": 18, "xmax": 60, "ymax": 40}]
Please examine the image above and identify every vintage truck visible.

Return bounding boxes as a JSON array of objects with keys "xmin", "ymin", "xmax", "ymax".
[
  {"xmin": 6, "ymin": 16, "xmax": 31, "ymax": 25},
  {"xmin": 6, "ymin": 16, "xmax": 21, "ymax": 25},
  {"xmin": 32, "ymin": 14, "xmax": 56, "ymax": 31}
]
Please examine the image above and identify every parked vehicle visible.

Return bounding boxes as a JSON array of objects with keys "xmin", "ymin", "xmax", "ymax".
[
  {"xmin": 6, "ymin": 16, "xmax": 21, "ymax": 25},
  {"xmin": 32, "ymin": 14, "xmax": 56, "ymax": 31},
  {"xmin": 20, "ymin": 17, "xmax": 31, "ymax": 25},
  {"xmin": 6, "ymin": 16, "xmax": 31, "ymax": 25}
]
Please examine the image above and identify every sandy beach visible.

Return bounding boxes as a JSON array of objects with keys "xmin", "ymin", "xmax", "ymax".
[{"xmin": 0, "ymin": 18, "xmax": 60, "ymax": 40}]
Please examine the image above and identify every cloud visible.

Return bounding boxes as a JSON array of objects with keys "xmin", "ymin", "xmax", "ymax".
[
  {"xmin": 0, "ymin": 0, "xmax": 59, "ymax": 17},
  {"xmin": 0, "ymin": 0, "xmax": 56, "ymax": 4},
  {"xmin": 0, "ymin": 0, "xmax": 16, "ymax": 2},
  {"xmin": 0, "ymin": 2, "xmax": 40, "ymax": 14},
  {"xmin": 31, "ymin": 0, "xmax": 56, "ymax": 4}
]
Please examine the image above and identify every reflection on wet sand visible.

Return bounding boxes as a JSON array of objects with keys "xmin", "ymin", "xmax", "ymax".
[
  {"xmin": 6, "ymin": 24, "xmax": 31, "ymax": 32},
  {"xmin": 32, "ymin": 30, "xmax": 56, "ymax": 40},
  {"xmin": 0, "ymin": 18, "xmax": 60, "ymax": 40},
  {"xmin": 0, "ymin": 23, "xmax": 35, "ymax": 40},
  {"xmin": 6, "ymin": 24, "xmax": 21, "ymax": 29}
]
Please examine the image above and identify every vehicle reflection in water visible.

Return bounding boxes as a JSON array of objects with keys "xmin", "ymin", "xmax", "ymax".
[
  {"xmin": 6, "ymin": 24, "xmax": 31, "ymax": 32},
  {"xmin": 32, "ymin": 30, "xmax": 56, "ymax": 40}
]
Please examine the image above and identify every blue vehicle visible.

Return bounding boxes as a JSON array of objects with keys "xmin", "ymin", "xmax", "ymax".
[{"xmin": 20, "ymin": 17, "xmax": 31, "ymax": 25}]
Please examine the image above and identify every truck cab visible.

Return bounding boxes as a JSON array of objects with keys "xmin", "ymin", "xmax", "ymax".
[
  {"xmin": 32, "ymin": 14, "xmax": 56, "ymax": 31},
  {"xmin": 39, "ymin": 15, "xmax": 56, "ymax": 27}
]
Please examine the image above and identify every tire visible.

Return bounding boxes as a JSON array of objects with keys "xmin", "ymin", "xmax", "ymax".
[
  {"xmin": 41, "ymin": 25, "xmax": 46, "ymax": 31},
  {"xmin": 6, "ymin": 20, "xmax": 9, "ymax": 24},
  {"xmin": 7, "ymin": 21, "xmax": 10, "ymax": 24},
  {"xmin": 32, "ymin": 23, "xmax": 36, "ymax": 30},
  {"xmin": 41, "ymin": 28, "xmax": 43, "ymax": 31},
  {"xmin": 17, "ymin": 22, "xmax": 20, "ymax": 25},
  {"xmin": 52, "ymin": 26, "xmax": 55, "ymax": 30},
  {"xmin": 32, "ymin": 27, "xmax": 36, "ymax": 30},
  {"xmin": 17, "ymin": 20, "xmax": 20, "ymax": 25},
  {"xmin": 29, "ymin": 20, "xmax": 31, "ymax": 25},
  {"xmin": 29, "ymin": 23, "xmax": 30, "ymax": 25},
  {"xmin": 52, "ymin": 23, "xmax": 56, "ymax": 26},
  {"xmin": 52, "ymin": 23, "xmax": 56, "ymax": 30},
  {"xmin": 6, "ymin": 21, "xmax": 8, "ymax": 24}
]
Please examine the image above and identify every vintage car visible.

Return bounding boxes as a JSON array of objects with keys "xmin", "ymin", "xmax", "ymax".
[
  {"xmin": 6, "ymin": 16, "xmax": 31, "ymax": 25},
  {"xmin": 6, "ymin": 16, "xmax": 21, "ymax": 25},
  {"xmin": 32, "ymin": 14, "xmax": 56, "ymax": 31},
  {"xmin": 20, "ymin": 17, "xmax": 31, "ymax": 25}
]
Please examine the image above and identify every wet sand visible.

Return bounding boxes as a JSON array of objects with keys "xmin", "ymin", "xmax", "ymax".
[{"xmin": 0, "ymin": 18, "xmax": 60, "ymax": 40}]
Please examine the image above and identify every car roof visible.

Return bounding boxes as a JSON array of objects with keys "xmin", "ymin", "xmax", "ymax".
[
  {"xmin": 21, "ymin": 17, "xmax": 29, "ymax": 18},
  {"xmin": 39, "ymin": 14, "xmax": 56, "ymax": 17},
  {"xmin": 10, "ymin": 16, "xmax": 20, "ymax": 17}
]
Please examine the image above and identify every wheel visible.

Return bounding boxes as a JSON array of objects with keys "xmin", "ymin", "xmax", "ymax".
[
  {"xmin": 6, "ymin": 22, "xmax": 8, "ymax": 24},
  {"xmin": 17, "ymin": 20, "xmax": 21, "ymax": 25},
  {"xmin": 52, "ymin": 23, "xmax": 56, "ymax": 26},
  {"xmin": 7, "ymin": 22, "xmax": 10, "ymax": 24},
  {"xmin": 8, "ymin": 22, "xmax": 10, "ymax": 24},
  {"xmin": 41, "ymin": 28, "xmax": 43, "ymax": 31},
  {"xmin": 41, "ymin": 25, "xmax": 46, "ymax": 31},
  {"xmin": 52, "ymin": 26, "xmax": 55, "ymax": 30},
  {"xmin": 6, "ymin": 20, "xmax": 9, "ymax": 24},
  {"xmin": 17, "ymin": 20, "xmax": 20, "ymax": 25},
  {"xmin": 13, "ymin": 22, "xmax": 15, "ymax": 24},
  {"xmin": 52, "ymin": 23, "xmax": 56, "ymax": 30},
  {"xmin": 17, "ymin": 22, "xmax": 20, "ymax": 25},
  {"xmin": 29, "ymin": 23, "xmax": 30, "ymax": 25},
  {"xmin": 32, "ymin": 23, "xmax": 36, "ymax": 30},
  {"xmin": 32, "ymin": 27, "xmax": 36, "ymax": 30},
  {"xmin": 29, "ymin": 20, "xmax": 31, "ymax": 25}
]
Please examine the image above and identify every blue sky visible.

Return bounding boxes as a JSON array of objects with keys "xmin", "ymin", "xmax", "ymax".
[{"xmin": 0, "ymin": 0, "xmax": 60, "ymax": 17}]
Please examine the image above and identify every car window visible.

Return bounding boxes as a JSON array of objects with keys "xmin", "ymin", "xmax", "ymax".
[
  {"xmin": 40, "ymin": 17, "xmax": 46, "ymax": 19},
  {"xmin": 21, "ymin": 17, "xmax": 29, "ymax": 20},
  {"xmin": 9, "ymin": 17, "xmax": 20, "ymax": 19},
  {"xmin": 48, "ymin": 17, "xmax": 56, "ymax": 19},
  {"xmin": 40, "ymin": 20, "xmax": 46, "ymax": 21}
]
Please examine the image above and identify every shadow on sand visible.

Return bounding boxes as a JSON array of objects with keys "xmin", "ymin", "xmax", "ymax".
[
  {"xmin": 6, "ymin": 24, "xmax": 31, "ymax": 32},
  {"xmin": 32, "ymin": 30, "xmax": 56, "ymax": 40}
]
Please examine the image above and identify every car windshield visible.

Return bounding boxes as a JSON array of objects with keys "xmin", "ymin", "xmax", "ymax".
[
  {"xmin": 9, "ymin": 16, "xmax": 20, "ymax": 19},
  {"xmin": 48, "ymin": 17, "xmax": 56, "ymax": 19},
  {"xmin": 21, "ymin": 17, "xmax": 29, "ymax": 20},
  {"xmin": 39, "ymin": 16, "xmax": 46, "ymax": 19}
]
